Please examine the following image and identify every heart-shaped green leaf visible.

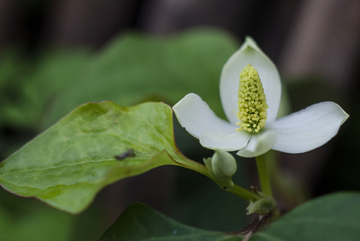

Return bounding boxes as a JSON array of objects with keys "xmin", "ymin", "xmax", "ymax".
[{"xmin": 0, "ymin": 101, "xmax": 206, "ymax": 213}]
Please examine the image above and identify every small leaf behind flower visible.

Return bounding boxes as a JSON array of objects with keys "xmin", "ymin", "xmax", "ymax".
[{"xmin": 0, "ymin": 101, "xmax": 197, "ymax": 213}]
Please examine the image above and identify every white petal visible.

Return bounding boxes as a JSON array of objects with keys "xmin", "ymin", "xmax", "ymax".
[
  {"xmin": 200, "ymin": 131, "xmax": 251, "ymax": 151},
  {"xmin": 236, "ymin": 131, "xmax": 277, "ymax": 158},
  {"xmin": 220, "ymin": 36, "xmax": 281, "ymax": 124},
  {"xmin": 173, "ymin": 93, "xmax": 236, "ymax": 139},
  {"xmin": 267, "ymin": 102, "xmax": 349, "ymax": 153}
]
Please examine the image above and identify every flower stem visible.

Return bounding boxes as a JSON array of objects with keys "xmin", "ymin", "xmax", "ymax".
[
  {"xmin": 255, "ymin": 154, "xmax": 272, "ymax": 196},
  {"xmin": 226, "ymin": 184, "xmax": 258, "ymax": 201}
]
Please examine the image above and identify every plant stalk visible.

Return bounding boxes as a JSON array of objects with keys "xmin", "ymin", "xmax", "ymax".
[
  {"xmin": 226, "ymin": 184, "xmax": 258, "ymax": 201},
  {"xmin": 255, "ymin": 154, "xmax": 272, "ymax": 196}
]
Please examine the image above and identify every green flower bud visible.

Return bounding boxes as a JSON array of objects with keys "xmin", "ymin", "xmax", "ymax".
[
  {"xmin": 212, "ymin": 150, "xmax": 237, "ymax": 179},
  {"xmin": 203, "ymin": 150, "xmax": 237, "ymax": 189}
]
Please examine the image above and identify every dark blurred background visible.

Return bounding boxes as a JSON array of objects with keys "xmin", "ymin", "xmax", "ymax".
[{"xmin": 0, "ymin": 0, "xmax": 359, "ymax": 240}]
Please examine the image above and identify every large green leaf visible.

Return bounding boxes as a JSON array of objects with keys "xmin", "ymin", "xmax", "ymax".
[
  {"xmin": 46, "ymin": 29, "xmax": 237, "ymax": 127},
  {"xmin": 0, "ymin": 101, "xmax": 205, "ymax": 213},
  {"xmin": 250, "ymin": 192, "xmax": 360, "ymax": 241},
  {"xmin": 99, "ymin": 202, "xmax": 243, "ymax": 241},
  {"xmin": 99, "ymin": 192, "xmax": 360, "ymax": 241}
]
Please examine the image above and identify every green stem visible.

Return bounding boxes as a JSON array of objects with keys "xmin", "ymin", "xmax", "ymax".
[
  {"xmin": 256, "ymin": 154, "xmax": 272, "ymax": 196},
  {"xmin": 226, "ymin": 184, "xmax": 257, "ymax": 201},
  {"xmin": 174, "ymin": 153, "xmax": 212, "ymax": 178}
]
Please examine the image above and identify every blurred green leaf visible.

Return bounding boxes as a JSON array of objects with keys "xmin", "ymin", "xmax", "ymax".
[
  {"xmin": 0, "ymin": 204, "xmax": 74, "ymax": 241},
  {"xmin": 0, "ymin": 101, "xmax": 203, "ymax": 213},
  {"xmin": 0, "ymin": 186, "xmax": 105, "ymax": 241},
  {"xmin": 251, "ymin": 192, "xmax": 360, "ymax": 241},
  {"xmin": 0, "ymin": 29, "xmax": 237, "ymax": 132},
  {"xmin": 0, "ymin": 49, "xmax": 25, "ymax": 88},
  {"xmin": 47, "ymin": 29, "xmax": 238, "ymax": 127},
  {"xmin": 99, "ymin": 202, "xmax": 243, "ymax": 241},
  {"xmin": 0, "ymin": 48, "xmax": 90, "ymax": 128},
  {"xmin": 0, "ymin": 49, "xmax": 28, "ymax": 126},
  {"xmin": 0, "ymin": 188, "xmax": 75, "ymax": 241}
]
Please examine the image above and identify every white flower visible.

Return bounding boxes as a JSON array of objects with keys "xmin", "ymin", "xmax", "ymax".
[{"xmin": 173, "ymin": 37, "xmax": 349, "ymax": 158}]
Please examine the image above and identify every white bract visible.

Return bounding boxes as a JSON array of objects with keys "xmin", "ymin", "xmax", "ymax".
[{"xmin": 173, "ymin": 37, "xmax": 349, "ymax": 158}]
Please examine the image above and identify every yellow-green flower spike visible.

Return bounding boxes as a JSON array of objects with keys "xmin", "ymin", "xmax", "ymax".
[{"xmin": 237, "ymin": 64, "xmax": 268, "ymax": 133}]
